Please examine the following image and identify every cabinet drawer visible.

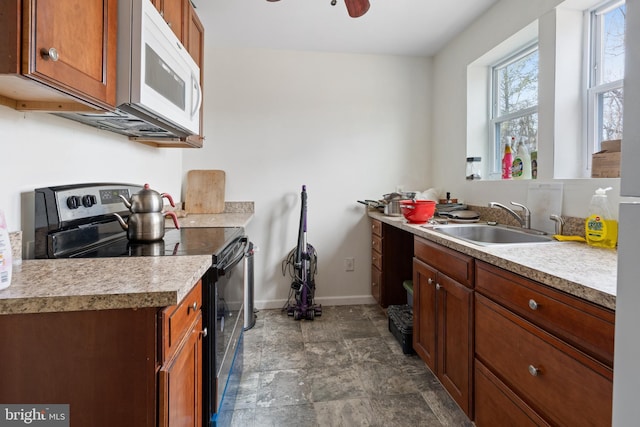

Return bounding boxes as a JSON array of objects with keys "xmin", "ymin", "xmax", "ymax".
[
  {"xmin": 372, "ymin": 234, "xmax": 382, "ymax": 253},
  {"xmin": 371, "ymin": 265, "xmax": 381, "ymax": 303},
  {"xmin": 476, "ymin": 261, "xmax": 614, "ymax": 367},
  {"xmin": 160, "ymin": 280, "xmax": 203, "ymax": 363},
  {"xmin": 414, "ymin": 237, "xmax": 473, "ymax": 287},
  {"xmin": 371, "ymin": 219, "xmax": 382, "ymax": 237},
  {"xmin": 475, "ymin": 294, "xmax": 613, "ymax": 427},
  {"xmin": 371, "ymin": 248, "xmax": 382, "ymax": 270},
  {"xmin": 475, "ymin": 360, "xmax": 549, "ymax": 427}
]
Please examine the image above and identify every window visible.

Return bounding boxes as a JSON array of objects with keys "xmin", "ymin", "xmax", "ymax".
[
  {"xmin": 490, "ymin": 44, "xmax": 539, "ymax": 176},
  {"xmin": 588, "ymin": 0, "xmax": 625, "ymax": 155}
]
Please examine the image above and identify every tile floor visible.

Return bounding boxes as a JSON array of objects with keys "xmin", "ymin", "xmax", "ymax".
[{"xmin": 217, "ymin": 304, "xmax": 473, "ymax": 427}]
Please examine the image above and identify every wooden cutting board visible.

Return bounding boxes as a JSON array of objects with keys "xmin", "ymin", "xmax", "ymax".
[{"xmin": 184, "ymin": 170, "xmax": 226, "ymax": 214}]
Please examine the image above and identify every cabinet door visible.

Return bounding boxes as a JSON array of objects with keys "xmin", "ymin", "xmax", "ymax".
[
  {"xmin": 413, "ymin": 258, "xmax": 437, "ymax": 371},
  {"xmin": 159, "ymin": 314, "xmax": 203, "ymax": 427},
  {"xmin": 436, "ymin": 272, "xmax": 473, "ymax": 416},
  {"xmin": 161, "ymin": 0, "xmax": 186, "ymax": 41},
  {"xmin": 186, "ymin": 3, "xmax": 204, "ymax": 66},
  {"xmin": 25, "ymin": 0, "xmax": 117, "ymax": 108}
]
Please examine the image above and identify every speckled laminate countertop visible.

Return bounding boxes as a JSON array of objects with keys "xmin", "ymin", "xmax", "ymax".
[
  {"xmin": 171, "ymin": 212, "xmax": 253, "ymax": 229},
  {"xmin": 369, "ymin": 212, "xmax": 617, "ymax": 310},
  {"xmin": 0, "ymin": 256, "xmax": 212, "ymax": 315},
  {"xmin": 0, "ymin": 202, "xmax": 255, "ymax": 316}
]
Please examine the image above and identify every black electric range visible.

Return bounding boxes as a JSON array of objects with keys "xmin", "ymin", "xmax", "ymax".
[{"xmin": 33, "ymin": 183, "xmax": 249, "ymax": 426}]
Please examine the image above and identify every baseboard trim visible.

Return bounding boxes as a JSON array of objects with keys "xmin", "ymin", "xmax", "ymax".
[{"xmin": 255, "ymin": 295, "xmax": 377, "ymax": 310}]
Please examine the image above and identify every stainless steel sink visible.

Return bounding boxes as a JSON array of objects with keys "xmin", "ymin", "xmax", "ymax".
[{"xmin": 429, "ymin": 223, "xmax": 554, "ymax": 246}]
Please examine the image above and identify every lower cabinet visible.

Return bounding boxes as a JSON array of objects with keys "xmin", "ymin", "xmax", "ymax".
[
  {"xmin": 413, "ymin": 237, "xmax": 473, "ymax": 417},
  {"xmin": 159, "ymin": 313, "xmax": 203, "ymax": 427},
  {"xmin": 474, "ymin": 261, "xmax": 614, "ymax": 426},
  {"xmin": 0, "ymin": 279, "xmax": 205, "ymax": 427},
  {"xmin": 376, "ymin": 222, "xmax": 615, "ymax": 425},
  {"xmin": 370, "ymin": 219, "xmax": 413, "ymax": 308},
  {"xmin": 159, "ymin": 280, "xmax": 204, "ymax": 427}
]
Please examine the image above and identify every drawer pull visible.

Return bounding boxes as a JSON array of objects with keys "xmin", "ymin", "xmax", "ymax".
[
  {"xmin": 436, "ymin": 283, "xmax": 441, "ymax": 290},
  {"xmin": 188, "ymin": 301, "xmax": 198, "ymax": 313},
  {"xmin": 528, "ymin": 299, "xmax": 539, "ymax": 310},
  {"xmin": 428, "ymin": 278, "xmax": 433, "ymax": 285},
  {"xmin": 200, "ymin": 327, "xmax": 208, "ymax": 338},
  {"xmin": 528, "ymin": 365, "xmax": 540, "ymax": 377}
]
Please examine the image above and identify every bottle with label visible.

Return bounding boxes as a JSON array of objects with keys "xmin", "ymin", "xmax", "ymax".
[
  {"xmin": 530, "ymin": 150, "xmax": 538, "ymax": 179},
  {"xmin": 502, "ymin": 137, "xmax": 514, "ymax": 179},
  {"xmin": 0, "ymin": 210, "xmax": 12, "ymax": 290},
  {"xmin": 585, "ymin": 187, "xmax": 618, "ymax": 249},
  {"xmin": 512, "ymin": 140, "xmax": 532, "ymax": 180}
]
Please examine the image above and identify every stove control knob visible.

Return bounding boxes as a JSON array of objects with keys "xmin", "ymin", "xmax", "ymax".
[
  {"xmin": 82, "ymin": 195, "xmax": 97, "ymax": 208},
  {"xmin": 66, "ymin": 196, "xmax": 81, "ymax": 209}
]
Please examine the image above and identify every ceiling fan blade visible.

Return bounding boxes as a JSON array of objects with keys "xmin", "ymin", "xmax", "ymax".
[{"xmin": 344, "ymin": 0, "xmax": 370, "ymax": 17}]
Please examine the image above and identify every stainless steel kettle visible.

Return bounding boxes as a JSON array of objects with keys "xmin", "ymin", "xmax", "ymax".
[
  {"xmin": 112, "ymin": 211, "xmax": 180, "ymax": 242},
  {"xmin": 119, "ymin": 183, "xmax": 175, "ymax": 213}
]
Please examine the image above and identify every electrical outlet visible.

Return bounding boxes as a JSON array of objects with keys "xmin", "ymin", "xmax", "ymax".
[{"xmin": 344, "ymin": 257, "xmax": 355, "ymax": 272}]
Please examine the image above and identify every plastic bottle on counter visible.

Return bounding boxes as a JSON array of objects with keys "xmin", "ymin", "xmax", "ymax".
[
  {"xmin": 0, "ymin": 210, "xmax": 12, "ymax": 290},
  {"xmin": 512, "ymin": 140, "xmax": 532, "ymax": 180},
  {"xmin": 531, "ymin": 149, "xmax": 538, "ymax": 179},
  {"xmin": 502, "ymin": 137, "xmax": 514, "ymax": 179},
  {"xmin": 585, "ymin": 187, "xmax": 618, "ymax": 249}
]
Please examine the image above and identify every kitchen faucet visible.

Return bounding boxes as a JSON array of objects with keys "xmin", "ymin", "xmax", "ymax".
[{"xmin": 488, "ymin": 201, "xmax": 531, "ymax": 229}]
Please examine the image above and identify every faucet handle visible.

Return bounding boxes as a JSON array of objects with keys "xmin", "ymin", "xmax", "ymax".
[
  {"xmin": 510, "ymin": 202, "xmax": 530, "ymax": 215},
  {"xmin": 510, "ymin": 202, "xmax": 531, "ymax": 229},
  {"xmin": 549, "ymin": 214, "xmax": 564, "ymax": 235}
]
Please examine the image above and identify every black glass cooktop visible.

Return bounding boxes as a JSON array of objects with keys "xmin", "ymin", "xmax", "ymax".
[{"xmin": 70, "ymin": 227, "xmax": 244, "ymax": 258}]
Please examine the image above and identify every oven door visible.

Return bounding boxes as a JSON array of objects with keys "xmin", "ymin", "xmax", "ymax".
[{"xmin": 205, "ymin": 236, "xmax": 247, "ymax": 424}]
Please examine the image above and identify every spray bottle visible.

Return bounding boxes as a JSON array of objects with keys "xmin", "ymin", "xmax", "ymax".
[
  {"xmin": 502, "ymin": 137, "xmax": 514, "ymax": 179},
  {"xmin": 585, "ymin": 187, "xmax": 618, "ymax": 249}
]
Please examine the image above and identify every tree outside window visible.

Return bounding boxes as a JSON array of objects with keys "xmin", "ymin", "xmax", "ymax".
[
  {"xmin": 490, "ymin": 45, "xmax": 539, "ymax": 175},
  {"xmin": 589, "ymin": 0, "xmax": 625, "ymax": 151}
]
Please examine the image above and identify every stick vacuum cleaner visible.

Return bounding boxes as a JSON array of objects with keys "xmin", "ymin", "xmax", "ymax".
[{"xmin": 282, "ymin": 185, "xmax": 322, "ymax": 320}]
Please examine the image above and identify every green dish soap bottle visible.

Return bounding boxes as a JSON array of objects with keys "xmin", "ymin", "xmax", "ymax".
[{"xmin": 585, "ymin": 187, "xmax": 618, "ymax": 249}]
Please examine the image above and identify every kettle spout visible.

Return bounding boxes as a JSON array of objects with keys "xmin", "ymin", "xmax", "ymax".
[
  {"xmin": 112, "ymin": 212, "xmax": 128, "ymax": 230},
  {"xmin": 118, "ymin": 194, "xmax": 132, "ymax": 209}
]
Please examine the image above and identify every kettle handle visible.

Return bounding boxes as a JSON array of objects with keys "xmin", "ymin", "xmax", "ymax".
[
  {"xmin": 118, "ymin": 194, "xmax": 132, "ymax": 209},
  {"xmin": 161, "ymin": 193, "xmax": 176, "ymax": 208},
  {"xmin": 164, "ymin": 211, "xmax": 180, "ymax": 229}
]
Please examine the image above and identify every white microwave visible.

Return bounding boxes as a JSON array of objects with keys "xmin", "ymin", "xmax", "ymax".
[{"xmin": 117, "ymin": 0, "xmax": 202, "ymax": 137}]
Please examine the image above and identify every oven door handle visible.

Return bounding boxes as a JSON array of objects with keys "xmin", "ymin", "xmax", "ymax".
[{"xmin": 219, "ymin": 239, "xmax": 248, "ymax": 272}]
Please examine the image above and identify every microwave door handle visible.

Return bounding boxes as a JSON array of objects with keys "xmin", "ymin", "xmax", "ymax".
[{"xmin": 191, "ymin": 72, "xmax": 202, "ymax": 119}]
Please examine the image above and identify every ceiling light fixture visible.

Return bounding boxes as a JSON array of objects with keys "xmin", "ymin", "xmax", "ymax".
[{"xmin": 266, "ymin": 0, "xmax": 371, "ymax": 18}]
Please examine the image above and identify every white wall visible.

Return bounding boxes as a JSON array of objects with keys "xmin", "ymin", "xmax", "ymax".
[
  {"xmin": 0, "ymin": 107, "xmax": 183, "ymax": 253},
  {"xmin": 431, "ymin": 0, "xmax": 624, "ymax": 217},
  {"xmin": 183, "ymin": 47, "xmax": 432, "ymax": 308}
]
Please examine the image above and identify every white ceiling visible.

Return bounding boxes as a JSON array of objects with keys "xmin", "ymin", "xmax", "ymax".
[{"xmin": 196, "ymin": 0, "xmax": 500, "ymax": 56}]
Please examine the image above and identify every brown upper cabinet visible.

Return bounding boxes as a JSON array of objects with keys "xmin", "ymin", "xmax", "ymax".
[
  {"xmin": 152, "ymin": 0, "xmax": 186, "ymax": 42},
  {"xmin": 0, "ymin": 0, "xmax": 117, "ymax": 111},
  {"xmin": 186, "ymin": 2, "xmax": 205, "ymax": 145}
]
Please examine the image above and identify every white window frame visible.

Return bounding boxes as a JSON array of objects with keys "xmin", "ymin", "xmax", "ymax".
[
  {"xmin": 489, "ymin": 43, "xmax": 539, "ymax": 175},
  {"xmin": 586, "ymin": 0, "xmax": 625, "ymax": 165}
]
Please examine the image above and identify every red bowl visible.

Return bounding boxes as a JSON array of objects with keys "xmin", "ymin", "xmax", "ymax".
[{"xmin": 400, "ymin": 200, "xmax": 436, "ymax": 224}]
